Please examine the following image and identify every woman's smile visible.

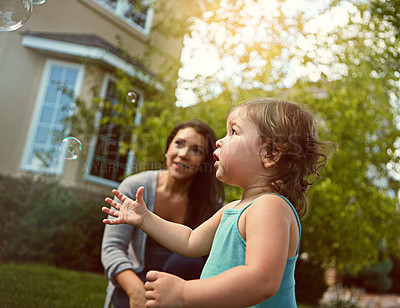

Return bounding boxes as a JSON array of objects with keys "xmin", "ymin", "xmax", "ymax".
[{"xmin": 173, "ymin": 161, "xmax": 189, "ymax": 171}]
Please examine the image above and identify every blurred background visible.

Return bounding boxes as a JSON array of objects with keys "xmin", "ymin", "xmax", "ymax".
[{"xmin": 0, "ymin": 0, "xmax": 399, "ymax": 307}]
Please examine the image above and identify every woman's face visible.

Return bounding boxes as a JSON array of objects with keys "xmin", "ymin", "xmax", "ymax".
[{"xmin": 165, "ymin": 127, "xmax": 207, "ymax": 180}]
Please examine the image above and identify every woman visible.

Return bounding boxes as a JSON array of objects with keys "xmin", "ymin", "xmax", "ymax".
[{"xmin": 101, "ymin": 119, "xmax": 225, "ymax": 308}]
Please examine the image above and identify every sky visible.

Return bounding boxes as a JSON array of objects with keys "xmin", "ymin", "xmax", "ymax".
[{"xmin": 174, "ymin": 0, "xmax": 357, "ymax": 107}]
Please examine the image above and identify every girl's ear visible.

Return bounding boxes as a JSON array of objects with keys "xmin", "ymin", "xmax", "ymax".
[
  {"xmin": 262, "ymin": 151, "xmax": 282, "ymax": 169},
  {"xmin": 262, "ymin": 156, "xmax": 276, "ymax": 169}
]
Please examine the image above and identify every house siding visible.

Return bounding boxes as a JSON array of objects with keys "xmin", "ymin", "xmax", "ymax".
[{"xmin": 0, "ymin": 0, "xmax": 183, "ymax": 192}]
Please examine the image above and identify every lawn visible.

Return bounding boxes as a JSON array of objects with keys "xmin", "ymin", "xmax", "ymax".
[
  {"xmin": 0, "ymin": 263, "xmax": 108, "ymax": 307},
  {"xmin": 0, "ymin": 263, "xmax": 318, "ymax": 307}
]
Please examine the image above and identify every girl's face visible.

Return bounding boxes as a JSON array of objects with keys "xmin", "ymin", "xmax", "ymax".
[
  {"xmin": 213, "ymin": 108, "xmax": 266, "ymax": 188},
  {"xmin": 165, "ymin": 127, "xmax": 207, "ymax": 181}
]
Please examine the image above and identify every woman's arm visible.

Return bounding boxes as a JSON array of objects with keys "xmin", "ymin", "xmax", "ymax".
[
  {"xmin": 115, "ymin": 270, "xmax": 146, "ymax": 308},
  {"xmin": 102, "ymin": 187, "xmax": 226, "ymax": 258},
  {"xmin": 144, "ymin": 195, "xmax": 293, "ymax": 308}
]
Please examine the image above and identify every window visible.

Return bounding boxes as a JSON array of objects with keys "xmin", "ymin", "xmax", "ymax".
[
  {"xmin": 21, "ymin": 60, "xmax": 84, "ymax": 174},
  {"xmin": 85, "ymin": 75, "xmax": 142, "ymax": 187},
  {"xmin": 94, "ymin": 0, "xmax": 154, "ymax": 34}
]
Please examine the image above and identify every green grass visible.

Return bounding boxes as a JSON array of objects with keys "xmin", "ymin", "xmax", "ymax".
[
  {"xmin": 0, "ymin": 263, "xmax": 108, "ymax": 307},
  {"xmin": 0, "ymin": 263, "xmax": 318, "ymax": 307}
]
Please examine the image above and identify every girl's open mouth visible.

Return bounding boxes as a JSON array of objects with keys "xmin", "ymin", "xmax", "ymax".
[{"xmin": 213, "ymin": 152, "xmax": 219, "ymax": 162}]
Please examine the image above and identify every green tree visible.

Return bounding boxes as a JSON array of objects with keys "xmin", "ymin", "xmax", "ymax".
[
  {"xmin": 371, "ymin": 0, "xmax": 400, "ymax": 38},
  {"xmin": 284, "ymin": 1, "xmax": 400, "ymax": 271},
  {"xmin": 178, "ymin": 0, "xmax": 400, "ymax": 272}
]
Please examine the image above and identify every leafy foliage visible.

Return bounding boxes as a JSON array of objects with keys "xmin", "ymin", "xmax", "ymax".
[
  {"xmin": 371, "ymin": 0, "xmax": 400, "ymax": 38},
  {"xmin": 284, "ymin": 1, "xmax": 400, "ymax": 272}
]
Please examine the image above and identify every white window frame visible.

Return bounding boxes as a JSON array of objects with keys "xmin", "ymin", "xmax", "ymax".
[
  {"xmin": 84, "ymin": 73, "xmax": 144, "ymax": 187},
  {"xmin": 20, "ymin": 60, "xmax": 85, "ymax": 175},
  {"xmin": 93, "ymin": 0, "xmax": 154, "ymax": 36}
]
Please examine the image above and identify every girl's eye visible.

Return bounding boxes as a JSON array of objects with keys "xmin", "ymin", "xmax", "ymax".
[{"xmin": 232, "ymin": 129, "xmax": 237, "ymax": 135}]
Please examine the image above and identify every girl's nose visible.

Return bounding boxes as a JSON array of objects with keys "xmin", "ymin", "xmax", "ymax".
[{"xmin": 216, "ymin": 137, "xmax": 224, "ymax": 148}]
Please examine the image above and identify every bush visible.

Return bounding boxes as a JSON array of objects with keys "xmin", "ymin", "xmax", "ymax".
[
  {"xmin": 295, "ymin": 253, "xmax": 329, "ymax": 304},
  {"xmin": 0, "ymin": 173, "xmax": 106, "ymax": 273}
]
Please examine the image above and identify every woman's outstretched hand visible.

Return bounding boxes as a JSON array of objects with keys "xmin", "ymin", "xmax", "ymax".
[{"xmin": 102, "ymin": 186, "xmax": 148, "ymax": 227}]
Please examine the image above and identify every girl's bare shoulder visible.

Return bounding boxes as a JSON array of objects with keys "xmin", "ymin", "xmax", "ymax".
[
  {"xmin": 249, "ymin": 194, "xmax": 294, "ymax": 218},
  {"xmin": 223, "ymin": 200, "xmax": 241, "ymax": 210}
]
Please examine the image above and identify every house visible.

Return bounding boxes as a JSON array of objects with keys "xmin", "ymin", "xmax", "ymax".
[{"xmin": 0, "ymin": 0, "xmax": 184, "ymax": 193}]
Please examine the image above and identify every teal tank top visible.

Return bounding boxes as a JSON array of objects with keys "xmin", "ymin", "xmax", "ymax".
[{"xmin": 200, "ymin": 194, "xmax": 301, "ymax": 307}]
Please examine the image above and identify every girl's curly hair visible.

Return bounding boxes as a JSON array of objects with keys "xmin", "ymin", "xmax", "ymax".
[{"xmin": 233, "ymin": 98, "xmax": 336, "ymax": 218}]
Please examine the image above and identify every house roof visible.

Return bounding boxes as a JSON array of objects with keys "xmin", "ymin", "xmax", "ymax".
[{"xmin": 21, "ymin": 31, "xmax": 159, "ymax": 83}]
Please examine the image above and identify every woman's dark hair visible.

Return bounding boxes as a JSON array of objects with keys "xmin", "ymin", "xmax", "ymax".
[{"xmin": 165, "ymin": 119, "xmax": 225, "ymax": 228}]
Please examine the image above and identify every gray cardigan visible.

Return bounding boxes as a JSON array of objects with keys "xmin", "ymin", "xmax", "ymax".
[{"xmin": 101, "ymin": 170, "xmax": 160, "ymax": 308}]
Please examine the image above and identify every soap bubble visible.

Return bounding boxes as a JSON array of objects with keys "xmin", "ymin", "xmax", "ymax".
[
  {"xmin": 32, "ymin": 0, "xmax": 46, "ymax": 4},
  {"xmin": 127, "ymin": 91, "xmax": 138, "ymax": 104},
  {"xmin": 0, "ymin": 0, "xmax": 33, "ymax": 32},
  {"xmin": 58, "ymin": 137, "xmax": 82, "ymax": 160}
]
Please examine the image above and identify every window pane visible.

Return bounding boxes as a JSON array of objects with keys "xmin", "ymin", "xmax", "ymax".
[
  {"xmin": 44, "ymin": 85, "xmax": 58, "ymax": 103},
  {"xmin": 94, "ymin": 0, "xmax": 150, "ymax": 30},
  {"xmin": 49, "ymin": 66, "xmax": 63, "ymax": 83},
  {"xmin": 55, "ymin": 106, "xmax": 68, "ymax": 123},
  {"xmin": 39, "ymin": 106, "xmax": 54, "ymax": 124},
  {"xmin": 124, "ymin": 0, "xmax": 148, "ymax": 28},
  {"xmin": 23, "ymin": 62, "xmax": 81, "ymax": 173},
  {"xmin": 34, "ymin": 126, "xmax": 50, "ymax": 145},
  {"xmin": 65, "ymin": 69, "xmax": 78, "ymax": 88},
  {"xmin": 59, "ymin": 92, "xmax": 73, "ymax": 114}
]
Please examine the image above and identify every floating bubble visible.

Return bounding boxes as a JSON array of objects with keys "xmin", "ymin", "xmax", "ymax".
[
  {"xmin": 58, "ymin": 137, "xmax": 82, "ymax": 160},
  {"xmin": 0, "ymin": 0, "xmax": 33, "ymax": 32},
  {"xmin": 32, "ymin": 0, "xmax": 47, "ymax": 4},
  {"xmin": 127, "ymin": 91, "xmax": 138, "ymax": 104}
]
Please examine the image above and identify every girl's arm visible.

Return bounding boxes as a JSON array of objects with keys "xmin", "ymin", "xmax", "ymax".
[
  {"xmin": 145, "ymin": 195, "xmax": 293, "ymax": 308},
  {"xmin": 102, "ymin": 187, "xmax": 225, "ymax": 258}
]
